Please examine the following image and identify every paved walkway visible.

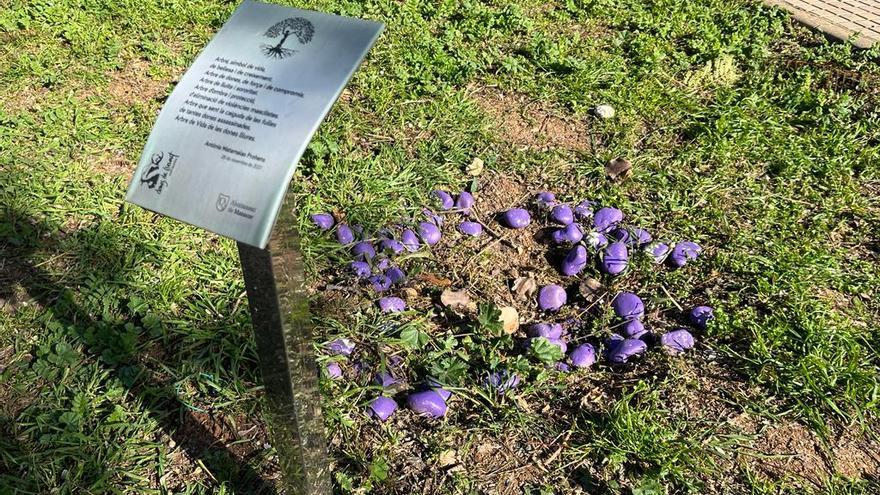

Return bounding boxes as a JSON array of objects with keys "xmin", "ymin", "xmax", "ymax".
[{"xmin": 767, "ymin": 0, "xmax": 880, "ymax": 48}]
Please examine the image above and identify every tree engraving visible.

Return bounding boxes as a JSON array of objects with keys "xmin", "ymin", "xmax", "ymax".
[{"xmin": 261, "ymin": 17, "xmax": 314, "ymax": 59}]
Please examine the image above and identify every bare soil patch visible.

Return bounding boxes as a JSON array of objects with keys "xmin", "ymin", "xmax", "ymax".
[
  {"xmin": 470, "ymin": 86, "xmax": 595, "ymax": 153},
  {"xmin": 107, "ymin": 58, "xmax": 176, "ymax": 108}
]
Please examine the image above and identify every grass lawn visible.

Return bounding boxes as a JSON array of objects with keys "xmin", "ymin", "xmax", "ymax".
[{"xmin": 1, "ymin": 0, "xmax": 879, "ymax": 493}]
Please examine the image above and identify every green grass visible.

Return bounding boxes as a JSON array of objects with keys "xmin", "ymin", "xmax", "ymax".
[{"xmin": 1, "ymin": 0, "xmax": 879, "ymax": 493}]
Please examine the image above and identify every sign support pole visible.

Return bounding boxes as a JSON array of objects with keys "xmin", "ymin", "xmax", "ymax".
[{"xmin": 238, "ymin": 190, "xmax": 331, "ymax": 494}]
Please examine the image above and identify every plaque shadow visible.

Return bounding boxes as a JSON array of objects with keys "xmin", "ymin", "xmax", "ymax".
[{"xmin": 0, "ymin": 204, "xmax": 279, "ymax": 494}]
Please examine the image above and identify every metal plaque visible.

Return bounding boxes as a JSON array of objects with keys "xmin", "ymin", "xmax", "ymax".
[{"xmin": 125, "ymin": 0, "xmax": 383, "ymax": 248}]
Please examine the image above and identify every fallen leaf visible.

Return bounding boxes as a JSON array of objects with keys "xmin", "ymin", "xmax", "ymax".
[
  {"xmin": 438, "ymin": 449, "xmax": 458, "ymax": 467},
  {"xmin": 605, "ymin": 157, "xmax": 632, "ymax": 181},
  {"xmin": 440, "ymin": 289, "xmax": 473, "ymax": 313},
  {"xmin": 498, "ymin": 306, "xmax": 519, "ymax": 334},
  {"xmin": 512, "ymin": 276, "xmax": 537, "ymax": 299},
  {"xmin": 402, "ymin": 288, "xmax": 419, "ymax": 301},
  {"xmin": 418, "ymin": 273, "xmax": 452, "ymax": 287},
  {"xmin": 466, "ymin": 157, "xmax": 484, "ymax": 176},
  {"xmin": 578, "ymin": 278, "xmax": 604, "ymax": 300}
]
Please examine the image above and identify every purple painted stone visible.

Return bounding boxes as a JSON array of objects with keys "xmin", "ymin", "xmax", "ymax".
[
  {"xmin": 574, "ymin": 200, "xmax": 595, "ymax": 220},
  {"xmin": 369, "ymin": 275, "xmax": 392, "ymax": 292},
  {"xmin": 586, "ymin": 231, "xmax": 609, "ymax": 250},
  {"xmin": 327, "ymin": 338, "xmax": 355, "ymax": 356},
  {"xmin": 310, "ymin": 213, "xmax": 334, "ymax": 230},
  {"xmin": 569, "ymin": 343, "xmax": 597, "ymax": 368},
  {"xmin": 538, "ymin": 284, "xmax": 567, "ymax": 312},
  {"xmin": 380, "ymin": 238, "xmax": 405, "ymax": 254},
  {"xmin": 646, "ymin": 242, "xmax": 671, "ymax": 263},
  {"xmin": 378, "ymin": 296, "xmax": 406, "ymax": 313},
  {"xmin": 325, "ymin": 362, "xmax": 342, "ymax": 379},
  {"xmin": 406, "ymin": 390, "xmax": 447, "ymax": 418},
  {"xmin": 552, "ymin": 223, "xmax": 584, "ymax": 244},
  {"xmin": 609, "ymin": 338, "xmax": 647, "ymax": 363},
  {"xmin": 623, "ymin": 319, "xmax": 647, "ymax": 339},
  {"xmin": 336, "ymin": 224, "xmax": 355, "ymax": 244},
  {"xmin": 426, "ymin": 377, "xmax": 452, "ymax": 401},
  {"xmin": 556, "ymin": 362, "xmax": 571, "ymax": 372},
  {"xmin": 535, "ymin": 191, "xmax": 557, "ymax": 207},
  {"xmin": 386, "ymin": 266, "xmax": 406, "ymax": 284},
  {"xmin": 418, "ymin": 221, "xmax": 441, "ymax": 245},
  {"xmin": 455, "ymin": 191, "xmax": 475, "ymax": 213},
  {"xmin": 670, "ymin": 241, "xmax": 702, "ymax": 267},
  {"xmin": 352, "ymin": 241, "xmax": 376, "ymax": 260},
  {"xmin": 350, "ymin": 261, "xmax": 371, "ymax": 279},
  {"xmin": 632, "ymin": 228, "xmax": 652, "ymax": 246},
  {"xmin": 434, "ymin": 190, "xmax": 454, "ymax": 209},
  {"xmin": 483, "ymin": 370, "xmax": 521, "ymax": 391},
  {"xmin": 375, "ymin": 258, "xmax": 391, "ymax": 271},
  {"xmin": 593, "ymin": 207, "xmax": 624, "ymax": 233},
  {"xmin": 689, "ymin": 306, "xmax": 714, "ymax": 329},
  {"xmin": 500, "ymin": 208, "xmax": 531, "ymax": 229},
  {"xmin": 550, "ymin": 204, "xmax": 574, "ymax": 226},
  {"xmin": 661, "ymin": 329, "xmax": 695, "ymax": 353},
  {"xmin": 527, "ymin": 323, "xmax": 564, "ymax": 340},
  {"xmin": 401, "ymin": 229, "xmax": 420, "ymax": 252},
  {"xmin": 373, "ymin": 371, "xmax": 398, "ymax": 388},
  {"xmin": 612, "ymin": 292, "xmax": 645, "ymax": 320},
  {"xmin": 561, "ymin": 245, "xmax": 588, "ymax": 276},
  {"xmin": 423, "ymin": 208, "xmax": 444, "ymax": 226},
  {"xmin": 368, "ymin": 396, "xmax": 398, "ymax": 421},
  {"xmin": 601, "ymin": 242, "xmax": 629, "ymax": 275},
  {"xmin": 458, "ymin": 221, "xmax": 483, "ymax": 236}
]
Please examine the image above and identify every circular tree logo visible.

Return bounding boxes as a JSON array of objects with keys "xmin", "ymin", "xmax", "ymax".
[{"xmin": 261, "ymin": 17, "xmax": 314, "ymax": 59}]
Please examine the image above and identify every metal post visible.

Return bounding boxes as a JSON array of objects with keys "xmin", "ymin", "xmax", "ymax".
[{"xmin": 237, "ymin": 191, "xmax": 331, "ymax": 494}]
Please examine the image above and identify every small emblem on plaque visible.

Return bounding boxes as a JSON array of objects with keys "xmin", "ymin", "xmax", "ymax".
[
  {"xmin": 216, "ymin": 193, "xmax": 230, "ymax": 212},
  {"xmin": 261, "ymin": 17, "xmax": 314, "ymax": 59}
]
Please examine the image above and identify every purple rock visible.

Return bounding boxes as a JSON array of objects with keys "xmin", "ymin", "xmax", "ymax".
[
  {"xmin": 350, "ymin": 261, "xmax": 371, "ymax": 279},
  {"xmin": 375, "ymin": 258, "xmax": 391, "ymax": 271},
  {"xmin": 500, "ymin": 208, "xmax": 531, "ymax": 229},
  {"xmin": 455, "ymin": 191, "xmax": 475, "ymax": 213},
  {"xmin": 336, "ymin": 224, "xmax": 355, "ymax": 244},
  {"xmin": 386, "ymin": 266, "xmax": 406, "ymax": 284},
  {"xmin": 661, "ymin": 329, "xmax": 695, "ymax": 353},
  {"xmin": 538, "ymin": 284, "xmax": 567, "ymax": 312},
  {"xmin": 632, "ymin": 228, "xmax": 652, "ymax": 246},
  {"xmin": 569, "ymin": 344, "xmax": 596, "ymax": 368},
  {"xmin": 426, "ymin": 377, "xmax": 452, "ymax": 401},
  {"xmin": 434, "ymin": 190, "xmax": 454, "ymax": 209},
  {"xmin": 418, "ymin": 222, "xmax": 442, "ymax": 245},
  {"xmin": 373, "ymin": 371, "xmax": 398, "ymax": 388},
  {"xmin": 401, "ymin": 229, "xmax": 420, "ymax": 252},
  {"xmin": 458, "ymin": 221, "xmax": 483, "ymax": 236},
  {"xmin": 556, "ymin": 362, "xmax": 571, "ymax": 372},
  {"xmin": 380, "ymin": 238, "xmax": 405, "ymax": 254},
  {"xmin": 561, "ymin": 245, "xmax": 588, "ymax": 276},
  {"xmin": 670, "ymin": 241, "xmax": 702, "ymax": 267},
  {"xmin": 483, "ymin": 370, "xmax": 521, "ymax": 391},
  {"xmin": 689, "ymin": 306, "xmax": 714, "ymax": 329},
  {"xmin": 327, "ymin": 338, "xmax": 355, "ymax": 356},
  {"xmin": 423, "ymin": 208, "xmax": 444, "ymax": 226},
  {"xmin": 369, "ymin": 275, "xmax": 392, "ymax": 292},
  {"xmin": 586, "ymin": 231, "xmax": 609, "ymax": 250},
  {"xmin": 535, "ymin": 191, "xmax": 557, "ymax": 208},
  {"xmin": 550, "ymin": 204, "xmax": 574, "ymax": 226},
  {"xmin": 609, "ymin": 338, "xmax": 647, "ymax": 363},
  {"xmin": 351, "ymin": 241, "xmax": 376, "ymax": 260},
  {"xmin": 368, "ymin": 396, "xmax": 398, "ymax": 421},
  {"xmin": 574, "ymin": 200, "xmax": 595, "ymax": 220},
  {"xmin": 623, "ymin": 319, "xmax": 647, "ymax": 339},
  {"xmin": 310, "ymin": 213, "xmax": 334, "ymax": 230},
  {"xmin": 601, "ymin": 242, "xmax": 629, "ymax": 275},
  {"xmin": 378, "ymin": 296, "xmax": 406, "ymax": 313},
  {"xmin": 406, "ymin": 390, "xmax": 447, "ymax": 418},
  {"xmin": 527, "ymin": 323, "xmax": 564, "ymax": 340},
  {"xmin": 325, "ymin": 362, "xmax": 342, "ymax": 379},
  {"xmin": 612, "ymin": 292, "xmax": 644, "ymax": 320},
  {"xmin": 593, "ymin": 207, "xmax": 624, "ymax": 233},
  {"xmin": 552, "ymin": 223, "xmax": 584, "ymax": 245},
  {"xmin": 646, "ymin": 242, "xmax": 671, "ymax": 263}
]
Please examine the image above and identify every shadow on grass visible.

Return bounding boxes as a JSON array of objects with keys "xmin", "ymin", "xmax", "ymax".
[{"xmin": 0, "ymin": 204, "xmax": 277, "ymax": 494}]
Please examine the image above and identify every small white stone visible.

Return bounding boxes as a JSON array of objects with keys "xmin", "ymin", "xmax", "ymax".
[{"xmin": 593, "ymin": 104, "xmax": 615, "ymax": 119}]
